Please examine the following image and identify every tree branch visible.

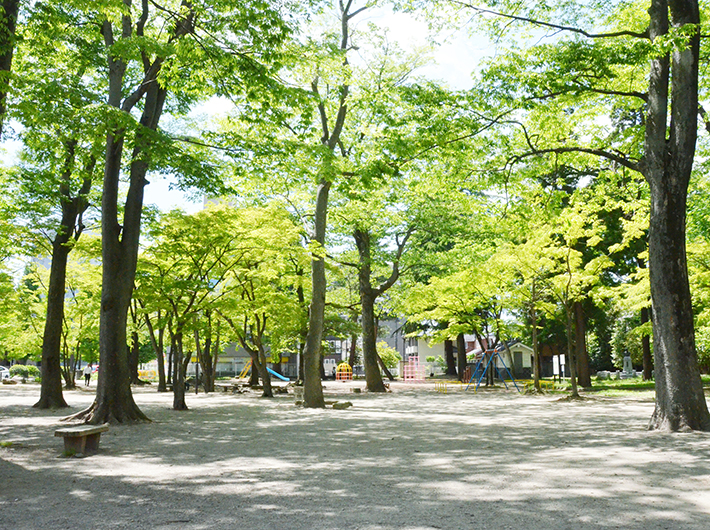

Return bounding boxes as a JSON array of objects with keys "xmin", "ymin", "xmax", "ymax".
[
  {"xmin": 699, "ymin": 104, "xmax": 710, "ymax": 135},
  {"xmin": 451, "ymin": 1, "xmax": 649, "ymax": 39}
]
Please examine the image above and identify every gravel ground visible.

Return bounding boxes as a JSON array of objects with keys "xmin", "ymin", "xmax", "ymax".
[{"xmin": 1, "ymin": 381, "xmax": 710, "ymax": 530}]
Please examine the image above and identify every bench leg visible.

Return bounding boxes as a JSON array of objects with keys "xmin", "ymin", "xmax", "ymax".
[
  {"xmin": 63, "ymin": 433, "xmax": 102, "ymax": 455},
  {"xmin": 83, "ymin": 433, "xmax": 102, "ymax": 453}
]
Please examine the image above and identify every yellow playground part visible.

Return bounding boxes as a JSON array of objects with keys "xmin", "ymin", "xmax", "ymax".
[
  {"xmin": 335, "ymin": 362, "xmax": 352, "ymax": 381},
  {"xmin": 434, "ymin": 381, "xmax": 464, "ymax": 393},
  {"xmin": 238, "ymin": 360, "xmax": 252, "ymax": 379}
]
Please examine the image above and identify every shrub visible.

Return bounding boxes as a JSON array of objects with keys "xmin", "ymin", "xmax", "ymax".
[
  {"xmin": 9, "ymin": 365, "xmax": 40, "ymax": 379},
  {"xmin": 9, "ymin": 365, "xmax": 29, "ymax": 378},
  {"xmin": 377, "ymin": 342, "xmax": 402, "ymax": 368}
]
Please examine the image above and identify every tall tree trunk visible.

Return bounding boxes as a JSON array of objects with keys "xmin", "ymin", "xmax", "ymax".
[
  {"xmin": 35, "ymin": 144, "xmax": 92, "ymax": 409},
  {"xmin": 128, "ymin": 330, "xmax": 141, "ymax": 385},
  {"xmin": 172, "ymin": 330, "xmax": 187, "ymax": 410},
  {"xmin": 211, "ymin": 325, "xmax": 220, "ymax": 389},
  {"xmin": 302, "ymin": 180, "xmax": 330, "ymax": 407},
  {"xmin": 0, "ymin": 0, "xmax": 20, "ymax": 139},
  {"xmin": 62, "ymin": 351, "xmax": 78, "ymax": 390},
  {"xmin": 636, "ymin": 258, "xmax": 654, "ymax": 380},
  {"xmin": 574, "ymin": 301, "xmax": 591, "ymax": 387},
  {"xmin": 302, "ymin": 1, "xmax": 361, "ymax": 405},
  {"xmin": 243, "ymin": 342, "xmax": 273, "ymax": 398},
  {"xmin": 565, "ymin": 306, "xmax": 580, "ymax": 398},
  {"xmin": 258, "ymin": 347, "xmax": 274, "ymax": 397},
  {"xmin": 166, "ymin": 342, "xmax": 173, "ymax": 386},
  {"xmin": 86, "ymin": 127, "xmax": 150, "ymax": 423},
  {"xmin": 456, "ymin": 333, "xmax": 467, "ymax": 382},
  {"xmin": 78, "ymin": 3, "xmax": 192, "ymax": 423},
  {"xmin": 531, "ymin": 295, "xmax": 541, "ymax": 392},
  {"xmin": 348, "ymin": 332, "xmax": 357, "ymax": 367},
  {"xmin": 641, "ymin": 306, "xmax": 653, "ymax": 380},
  {"xmin": 645, "ymin": 0, "xmax": 710, "ymax": 431},
  {"xmin": 444, "ymin": 339, "xmax": 457, "ymax": 376},
  {"xmin": 194, "ymin": 326, "xmax": 215, "ymax": 393},
  {"xmin": 35, "ymin": 242, "xmax": 71, "ymax": 409},
  {"xmin": 144, "ymin": 310, "xmax": 167, "ymax": 392},
  {"xmin": 355, "ymin": 229, "xmax": 386, "ymax": 392}
]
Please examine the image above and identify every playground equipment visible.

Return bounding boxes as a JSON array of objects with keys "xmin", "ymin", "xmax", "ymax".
[
  {"xmin": 434, "ymin": 380, "xmax": 464, "ymax": 393},
  {"xmin": 238, "ymin": 360, "xmax": 252, "ymax": 379},
  {"xmin": 267, "ymin": 367, "xmax": 289, "ymax": 381},
  {"xmin": 237, "ymin": 361, "xmax": 289, "ymax": 381},
  {"xmin": 466, "ymin": 349, "xmax": 521, "ymax": 393},
  {"xmin": 336, "ymin": 362, "xmax": 353, "ymax": 381},
  {"xmin": 402, "ymin": 356, "xmax": 426, "ymax": 383}
]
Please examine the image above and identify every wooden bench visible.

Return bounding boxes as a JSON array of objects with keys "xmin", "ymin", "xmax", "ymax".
[{"xmin": 55, "ymin": 424, "xmax": 109, "ymax": 455}]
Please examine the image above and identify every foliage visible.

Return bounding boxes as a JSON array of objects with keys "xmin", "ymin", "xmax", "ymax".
[
  {"xmin": 9, "ymin": 364, "xmax": 40, "ymax": 379},
  {"xmin": 376, "ymin": 341, "xmax": 401, "ymax": 369}
]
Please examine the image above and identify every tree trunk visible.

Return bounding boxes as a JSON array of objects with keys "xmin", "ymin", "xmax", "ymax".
[
  {"xmin": 83, "ymin": 128, "xmax": 150, "ymax": 423},
  {"xmin": 565, "ymin": 306, "xmax": 580, "ymax": 398},
  {"xmin": 128, "ymin": 330, "xmax": 141, "ymax": 385},
  {"xmin": 302, "ymin": 180, "xmax": 330, "ymax": 407},
  {"xmin": 166, "ymin": 344, "xmax": 173, "ymax": 386},
  {"xmin": 485, "ymin": 350, "xmax": 494, "ymax": 387},
  {"xmin": 35, "ymin": 143, "xmax": 93, "ymax": 409},
  {"xmin": 456, "ymin": 333, "xmax": 467, "ymax": 382},
  {"xmin": 348, "ymin": 333, "xmax": 357, "ymax": 367},
  {"xmin": 645, "ymin": 0, "xmax": 710, "ymax": 431},
  {"xmin": 172, "ymin": 330, "xmax": 187, "ymax": 410},
  {"xmin": 211, "ymin": 327, "xmax": 220, "ymax": 389},
  {"xmin": 79, "ymin": 7, "xmax": 184, "ymax": 423},
  {"xmin": 531, "ymin": 296, "xmax": 541, "ymax": 392},
  {"xmin": 355, "ymin": 229, "xmax": 386, "ymax": 393},
  {"xmin": 0, "ymin": 0, "xmax": 20, "ymax": 139},
  {"xmin": 574, "ymin": 301, "xmax": 591, "ymax": 387},
  {"xmin": 257, "ymin": 348, "xmax": 274, "ymax": 397},
  {"xmin": 375, "ymin": 351, "xmax": 395, "ymax": 381},
  {"xmin": 641, "ymin": 306, "xmax": 653, "ymax": 380},
  {"xmin": 34, "ymin": 242, "xmax": 70, "ymax": 409},
  {"xmin": 248, "ymin": 359, "xmax": 259, "ymax": 386},
  {"xmin": 62, "ymin": 352, "xmax": 78, "ymax": 390},
  {"xmin": 444, "ymin": 340, "xmax": 457, "ymax": 376},
  {"xmin": 194, "ymin": 327, "xmax": 215, "ymax": 393},
  {"xmin": 144, "ymin": 311, "xmax": 167, "ymax": 392}
]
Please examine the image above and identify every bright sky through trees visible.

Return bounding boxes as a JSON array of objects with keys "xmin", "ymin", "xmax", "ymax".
[{"xmin": 141, "ymin": 7, "xmax": 489, "ymax": 213}]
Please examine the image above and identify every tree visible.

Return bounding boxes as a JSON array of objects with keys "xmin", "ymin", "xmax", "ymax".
[
  {"xmin": 62, "ymin": 0, "xmax": 293, "ymax": 423},
  {"xmin": 297, "ymin": 0, "xmax": 369, "ymax": 407},
  {"xmin": 443, "ymin": 0, "xmax": 710, "ymax": 430},
  {"xmin": 138, "ymin": 206, "xmax": 257, "ymax": 409},
  {"xmin": 0, "ymin": 0, "xmax": 20, "ymax": 138},
  {"xmin": 9, "ymin": 5, "xmax": 105, "ymax": 408},
  {"xmin": 216, "ymin": 206, "xmax": 308, "ymax": 398}
]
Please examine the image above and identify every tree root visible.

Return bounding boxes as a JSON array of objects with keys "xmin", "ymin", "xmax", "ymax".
[
  {"xmin": 524, "ymin": 388, "xmax": 547, "ymax": 396},
  {"xmin": 557, "ymin": 394, "xmax": 585, "ymax": 402},
  {"xmin": 60, "ymin": 400, "xmax": 151, "ymax": 424},
  {"xmin": 33, "ymin": 396, "xmax": 69, "ymax": 410}
]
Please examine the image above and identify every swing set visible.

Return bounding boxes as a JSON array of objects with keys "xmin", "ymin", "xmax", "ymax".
[{"xmin": 465, "ymin": 349, "xmax": 521, "ymax": 393}]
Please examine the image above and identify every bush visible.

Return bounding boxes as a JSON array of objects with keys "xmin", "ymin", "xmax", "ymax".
[
  {"xmin": 9, "ymin": 365, "xmax": 40, "ymax": 379},
  {"xmin": 377, "ymin": 342, "xmax": 402, "ymax": 369}
]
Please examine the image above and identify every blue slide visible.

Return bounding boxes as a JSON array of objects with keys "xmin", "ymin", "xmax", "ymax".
[{"xmin": 267, "ymin": 367, "xmax": 290, "ymax": 381}]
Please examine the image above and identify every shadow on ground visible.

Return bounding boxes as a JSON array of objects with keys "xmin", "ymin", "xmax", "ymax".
[{"xmin": 1, "ymin": 384, "xmax": 709, "ymax": 530}]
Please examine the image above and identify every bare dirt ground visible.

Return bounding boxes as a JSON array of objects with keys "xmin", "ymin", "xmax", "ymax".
[{"xmin": 1, "ymin": 381, "xmax": 710, "ymax": 530}]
